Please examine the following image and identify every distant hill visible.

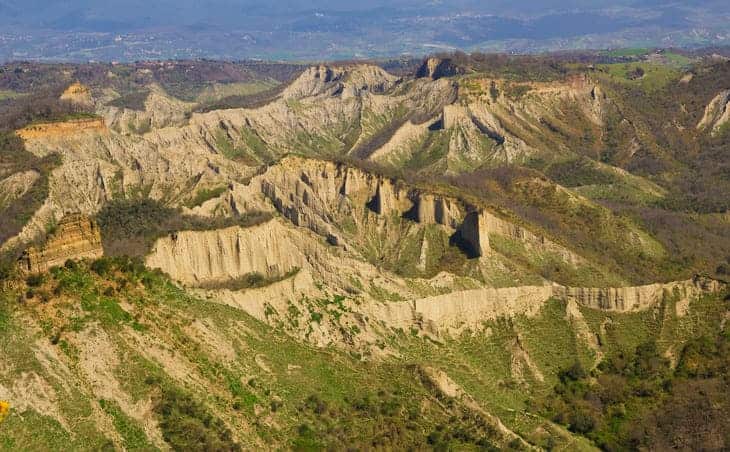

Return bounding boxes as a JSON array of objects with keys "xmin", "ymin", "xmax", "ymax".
[{"xmin": 0, "ymin": 1, "xmax": 729, "ymax": 61}]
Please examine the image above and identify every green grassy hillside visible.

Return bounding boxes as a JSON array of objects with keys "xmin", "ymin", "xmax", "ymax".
[{"xmin": 0, "ymin": 259, "xmax": 727, "ymax": 450}]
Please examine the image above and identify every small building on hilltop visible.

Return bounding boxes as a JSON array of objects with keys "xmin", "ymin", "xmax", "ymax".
[{"xmin": 18, "ymin": 214, "xmax": 103, "ymax": 274}]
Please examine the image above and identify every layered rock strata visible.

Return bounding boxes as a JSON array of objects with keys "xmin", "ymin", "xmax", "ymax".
[
  {"xmin": 16, "ymin": 118, "xmax": 107, "ymax": 140},
  {"xmin": 18, "ymin": 214, "xmax": 103, "ymax": 273}
]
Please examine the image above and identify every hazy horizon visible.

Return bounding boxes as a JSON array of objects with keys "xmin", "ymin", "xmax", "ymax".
[{"xmin": 1, "ymin": 0, "xmax": 728, "ymax": 61}]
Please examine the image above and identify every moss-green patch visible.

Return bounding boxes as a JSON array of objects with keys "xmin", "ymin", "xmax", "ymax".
[
  {"xmin": 214, "ymin": 128, "xmax": 246, "ymax": 160},
  {"xmin": 240, "ymin": 127, "xmax": 272, "ymax": 162},
  {"xmin": 489, "ymin": 234, "xmax": 623, "ymax": 287},
  {"xmin": 596, "ymin": 62, "xmax": 681, "ymax": 91},
  {"xmin": 514, "ymin": 298, "xmax": 594, "ymax": 385},
  {"xmin": 0, "ymin": 89, "xmax": 22, "ymax": 101},
  {"xmin": 579, "ymin": 305, "xmax": 661, "ymax": 359},
  {"xmin": 0, "ymin": 409, "xmax": 112, "ymax": 451},
  {"xmin": 185, "ymin": 185, "xmax": 227, "ymax": 208},
  {"xmin": 403, "ymin": 130, "xmax": 450, "ymax": 171}
]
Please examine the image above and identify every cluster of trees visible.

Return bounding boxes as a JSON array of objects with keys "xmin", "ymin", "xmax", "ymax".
[
  {"xmin": 96, "ymin": 198, "xmax": 272, "ymax": 257},
  {"xmin": 537, "ymin": 327, "xmax": 730, "ymax": 451},
  {"xmin": 146, "ymin": 379, "xmax": 240, "ymax": 451},
  {"xmin": 0, "ymin": 86, "xmax": 95, "ymax": 132}
]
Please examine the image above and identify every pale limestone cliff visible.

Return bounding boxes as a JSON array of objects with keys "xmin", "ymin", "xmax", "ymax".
[
  {"xmin": 18, "ymin": 214, "xmax": 103, "ymax": 274},
  {"xmin": 210, "ymin": 271, "xmax": 725, "ymax": 346},
  {"xmin": 367, "ymin": 120, "xmax": 430, "ymax": 166},
  {"xmin": 697, "ymin": 90, "xmax": 730, "ymax": 136},
  {"xmin": 145, "ymin": 220, "xmax": 307, "ymax": 286},
  {"xmin": 249, "ymin": 156, "xmax": 582, "ymax": 269},
  {"xmin": 457, "ymin": 75, "xmax": 610, "ymax": 161},
  {"xmin": 414, "ymin": 193, "xmax": 457, "ymax": 225},
  {"xmin": 457, "ymin": 209, "xmax": 583, "ymax": 264},
  {"xmin": 392, "ymin": 277, "xmax": 724, "ymax": 335},
  {"xmin": 284, "ymin": 64, "xmax": 401, "ymax": 99},
  {"xmin": 3, "ymin": 64, "xmax": 632, "ymax": 254},
  {"xmin": 101, "ymin": 84, "xmax": 194, "ymax": 135},
  {"xmin": 554, "ymin": 276, "xmax": 723, "ymax": 312},
  {"xmin": 414, "ymin": 285, "xmax": 554, "ymax": 333}
]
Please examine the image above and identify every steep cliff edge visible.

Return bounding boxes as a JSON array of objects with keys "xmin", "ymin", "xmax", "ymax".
[
  {"xmin": 395, "ymin": 276, "xmax": 725, "ymax": 335},
  {"xmin": 697, "ymin": 89, "xmax": 730, "ymax": 136},
  {"xmin": 251, "ymin": 156, "xmax": 581, "ymax": 269},
  {"xmin": 17, "ymin": 214, "xmax": 103, "ymax": 274},
  {"xmin": 101, "ymin": 84, "xmax": 194, "ymax": 135},
  {"xmin": 554, "ymin": 276, "xmax": 724, "ymax": 312},
  {"xmin": 145, "ymin": 219, "xmax": 307, "ymax": 286},
  {"xmin": 416, "ymin": 58, "xmax": 463, "ymax": 80},
  {"xmin": 16, "ymin": 118, "xmax": 107, "ymax": 140}
]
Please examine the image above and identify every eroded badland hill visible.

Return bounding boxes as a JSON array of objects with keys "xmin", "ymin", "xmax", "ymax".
[{"xmin": 1, "ymin": 53, "xmax": 729, "ymax": 450}]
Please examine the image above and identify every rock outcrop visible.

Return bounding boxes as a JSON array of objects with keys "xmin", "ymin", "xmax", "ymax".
[
  {"xmin": 0, "ymin": 170, "xmax": 40, "ymax": 210},
  {"xmin": 283, "ymin": 64, "xmax": 401, "ymax": 99},
  {"xmin": 251, "ymin": 156, "xmax": 580, "ymax": 266},
  {"xmin": 416, "ymin": 58, "xmax": 462, "ymax": 80},
  {"xmin": 384, "ymin": 276, "xmax": 725, "ymax": 335},
  {"xmin": 415, "ymin": 285, "xmax": 554, "ymax": 332},
  {"xmin": 458, "ymin": 210, "xmax": 583, "ymax": 264},
  {"xmin": 145, "ymin": 220, "xmax": 308, "ymax": 286},
  {"xmin": 16, "ymin": 118, "xmax": 107, "ymax": 140},
  {"xmin": 101, "ymin": 84, "xmax": 194, "ymax": 135},
  {"xmin": 17, "ymin": 214, "xmax": 103, "ymax": 274},
  {"xmin": 697, "ymin": 90, "xmax": 730, "ymax": 136},
  {"xmin": 553, "ymin": 276, "xmax": 724, "ymax": 312},
  {"xmin": 60, "ymin": 82, "xmax": 94, "ymax": 108}
]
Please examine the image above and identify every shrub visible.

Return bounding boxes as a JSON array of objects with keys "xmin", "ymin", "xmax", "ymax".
[
  {"xmin": 90, "ymin": 258, "xmax": 113, "ymax": 276},
  {"xmin": 155, "ymin": 387, "xmax": 240, "ymax": 452},
  {"xmin": 570, "ymin": 409, "xmax": 597, "ymax": 434},
  {"xmin": 559, "ymin": 361, "xmax": 587, "ymax": 382},
  {"xmin": 716, "ymin": 263, "xmax": 729, "ymax": 275},
  {"xmin": 25, "ymin": 273, "xmax": 44, "ymax": 287},
  {"xmin": 96, "ymin": 198, "xmax": 272, "ymax": 257}
]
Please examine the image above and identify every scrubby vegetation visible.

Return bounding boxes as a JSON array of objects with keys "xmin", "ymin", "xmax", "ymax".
[
  {"xmin": 106, "ymin": 90, "xmax": 150, "ymax": 111},
  {"xmin": 154, "ymin": 386, "xmax": 241, "ymax": 451},
  {"xmin": 0, "ymin": 131, "xmax": 61, "ymax": 246},
  {"xmin": 96, "ymin": 198, "xmax": 272, "ymax": 257},
  {"xmin": 538, "ymin": 327, "xmax": 730, "ymax": 451},
  {"xmin": 194, "ymin": 83, "xmax": 288, "ymax": 113},
  {"xmin": 185, "ymin": 186, "xmax": 228, "ymax": 208},
  {"xmin": 0, "ymin": 86, "xmax": 95, "ymax": 131},
  {"xmin": 0, "ymin": 252, "xmax": 727, "ymax": 450},
  {"xmin": 197, "ymin": 269, "xmax": 301, "ymax": 291},
  {"xmin": 293, "ymin": 385, "xmax": 506, "ymax": 451}
]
